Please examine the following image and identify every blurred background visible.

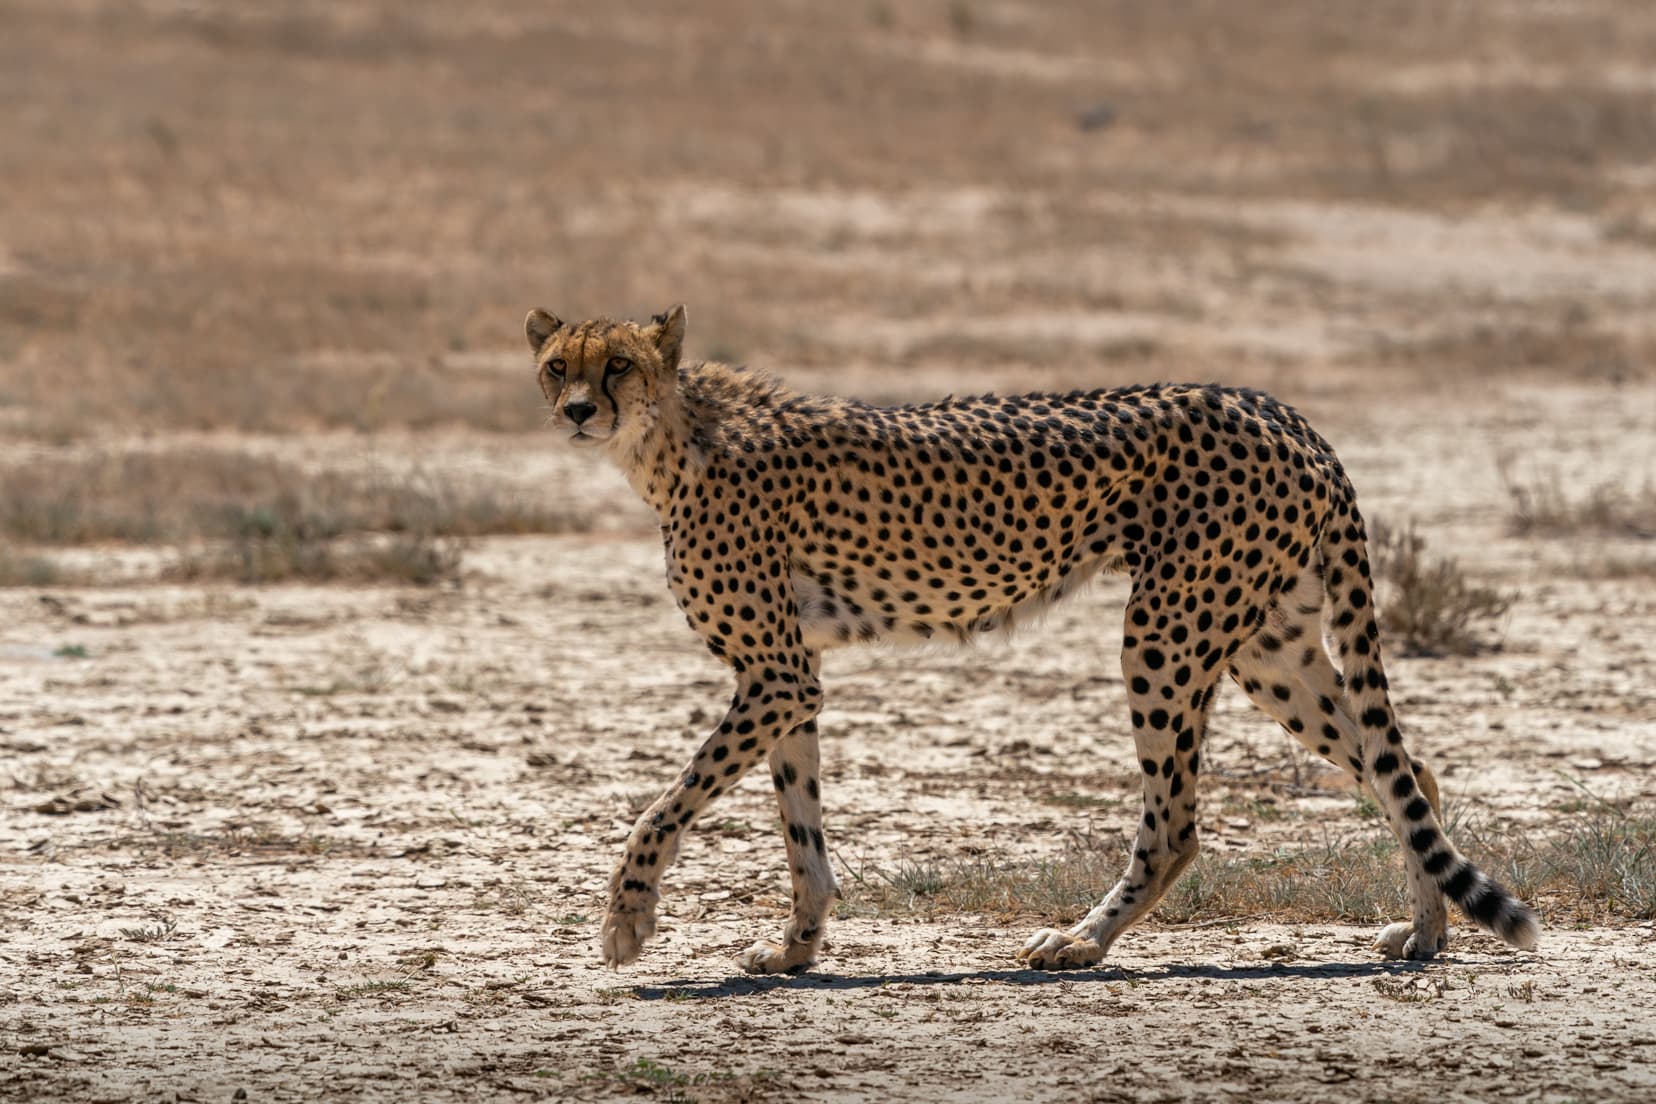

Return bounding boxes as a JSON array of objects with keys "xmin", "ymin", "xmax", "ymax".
[{"xmin": 3, "ymin": 0, "xmax": 1653, "ymax": 582}]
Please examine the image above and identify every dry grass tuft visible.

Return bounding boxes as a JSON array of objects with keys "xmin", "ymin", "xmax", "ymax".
[
  {"xmin": 1159, "ymin": 837, "xmax": 1406, "ymax": 924},
  {"xmin": 839, "ymin": 833, "xmax": 1409, "ymax": 928},
  {"xmin": 841, "ymin": 806, "xmax": 1656, "ymax": 928},
  {"xmin": 1473, "ymin": 804, "xmax": 1656, "ymax": 923},
  {"xmin": 1370, "ymin": 520, "xmax": 1511, "ymax": 657},
  {"xmin": 1578, "ymin": 556, "xmax": 1656, "ymax": 580},
  {"xmin": 169, "ymin": 530, "xmax": 464, "ymax": 587},
  {"xmin": 838, "ymin": 831, "xmax": 1123, "ymax": 921},
  {"xmin": 1502, "ymin": 468, "xmax": 1656, "ymax": 540},
  {"xmin": 0, "ymin": 546, "xmax": 68, "ymax": 587}
]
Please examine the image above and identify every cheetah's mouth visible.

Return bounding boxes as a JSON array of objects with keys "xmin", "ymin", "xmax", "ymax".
[{"xmin": 568, "ymin": 427, "xmax": 611, "ymax": 446}]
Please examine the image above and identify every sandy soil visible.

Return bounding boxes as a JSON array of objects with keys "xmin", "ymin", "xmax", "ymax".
[{"xmin": 5, "ymin": 382, "xmax": 1656, "ymax": 1101}]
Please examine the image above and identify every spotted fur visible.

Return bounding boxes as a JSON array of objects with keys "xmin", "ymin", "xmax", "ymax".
[{"xmin": 526, "ymin": 305, "xmax": 1540, "ymax": 973}]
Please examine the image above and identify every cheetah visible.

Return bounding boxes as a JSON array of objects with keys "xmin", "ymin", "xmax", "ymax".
[{"xmin": 526, "ymin": 304, "xmax": 1540, "ymax": 974}]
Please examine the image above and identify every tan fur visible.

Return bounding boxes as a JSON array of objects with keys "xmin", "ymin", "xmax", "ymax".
[{"xmin": 528, "ymin": 306, "xmax": 1538, "ymax": 974}]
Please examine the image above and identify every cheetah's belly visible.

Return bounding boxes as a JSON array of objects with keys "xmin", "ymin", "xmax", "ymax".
[
  {"xmin": 790, "ymin": 544, "xmax": 1125, "ymax": 653},
  {"xmin": 792, "ymin": 571, "xmax": 905, "ymax": 651}
]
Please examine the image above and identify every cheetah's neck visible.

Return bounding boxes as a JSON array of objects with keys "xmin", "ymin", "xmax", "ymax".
[{"xmin": 611, "ymin": 395, "xmax": 702, "ymax": 520}]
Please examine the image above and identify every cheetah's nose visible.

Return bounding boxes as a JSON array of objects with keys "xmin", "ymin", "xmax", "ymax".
[{"xmin": 564, "ymin": 401, "xmax": 598, "ymax": 426}]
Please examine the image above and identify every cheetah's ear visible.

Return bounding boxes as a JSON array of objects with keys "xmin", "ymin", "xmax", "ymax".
[
  {"xmin": 646, "ymin": 304, "xmax": 687, "ymax": 370},
  {"xmin": 525, "ymin": 309, "xmax": 563, "ymax": 354}
]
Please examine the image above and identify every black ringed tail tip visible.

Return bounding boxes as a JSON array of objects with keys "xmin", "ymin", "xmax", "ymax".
[{"xmin": 1440, "ymin": 863, "xmax": 1540, "ymax": 950}]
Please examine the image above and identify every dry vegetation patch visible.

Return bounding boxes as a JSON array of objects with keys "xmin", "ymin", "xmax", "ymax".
[
  {"xmin": 841, "ymin": 806, "xmax": 1656, "ymax": 930},
  {"xmin": 0, "ymin": 449, "xmax": 578, "ymax": 546},
  {"xmin": 1371, "ymin": 520, "xmax": 1512, "ymax": 657},
  {"xmin": 1502, "ymin": 467, "xmax": 1656, "ymax": 541},
  {"xmin": 0, "ymin": 448, "xmax": 592, "ymax": 584},
  {"xmin": 0, "ymin": 547, "xmax": 65, "ymax": 588}
]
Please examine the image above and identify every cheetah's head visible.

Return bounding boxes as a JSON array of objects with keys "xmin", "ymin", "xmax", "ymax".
[{"xmin": 525, "ymin": 305, "xmax": 687, "ymax": 451}]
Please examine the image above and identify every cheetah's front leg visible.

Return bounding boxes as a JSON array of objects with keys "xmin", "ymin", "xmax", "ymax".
[
  {"xmin": 601, "ymin": 669, "xmax": 821, "ymax": 968},
  {"xmin": 739, "ymin": 720, "xmax": 838, "ymax": 974}
]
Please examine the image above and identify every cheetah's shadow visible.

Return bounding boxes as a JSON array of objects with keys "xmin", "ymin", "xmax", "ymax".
[{"xmin": 629, "ymin": 958, "xmax": 1431, "ymax": 1001}]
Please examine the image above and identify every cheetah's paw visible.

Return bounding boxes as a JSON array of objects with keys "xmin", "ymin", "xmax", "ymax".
[
  {"xmin": 737, "ymin": 939, "xmax": 815, "ymax": 975},
  {"xmin": 1016, "ymin": 928, "xmax": 1105, "ymax": 971},
  {"xmin": 1373, "ymin": 921, "xmax": 1446, "ymax": 961},
  {"xmin": 600, "ymin": 906, "xmax": 657, "ymax": 968}
]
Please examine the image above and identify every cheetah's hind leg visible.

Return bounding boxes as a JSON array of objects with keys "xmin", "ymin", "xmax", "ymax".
[{"xmin": 1018, "ymin": 593, "xmax": 1221, "ymax": 970}]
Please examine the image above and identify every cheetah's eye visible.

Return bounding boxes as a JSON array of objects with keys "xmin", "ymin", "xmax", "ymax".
[
  {"xmin": 606, "ymin": 356, "xmax": 633, "ymax": 377},
  {"xmin": 545, "ymin": 358, "xmax": 566, "ymax": 378}
]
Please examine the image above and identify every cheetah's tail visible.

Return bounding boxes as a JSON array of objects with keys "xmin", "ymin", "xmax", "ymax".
[{"xmin": 1318, "ymin": 502, "xmax": 1541, "ymax": 952}]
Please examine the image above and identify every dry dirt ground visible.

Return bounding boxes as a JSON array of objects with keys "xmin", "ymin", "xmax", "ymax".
[
  {"xmin": 5, "ymin": 387, "xmax": 1656, "ymax": 1102},
  {"xmin": 5, "ymin": 1, "xmax": 1656, "ymax": 1101}
]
